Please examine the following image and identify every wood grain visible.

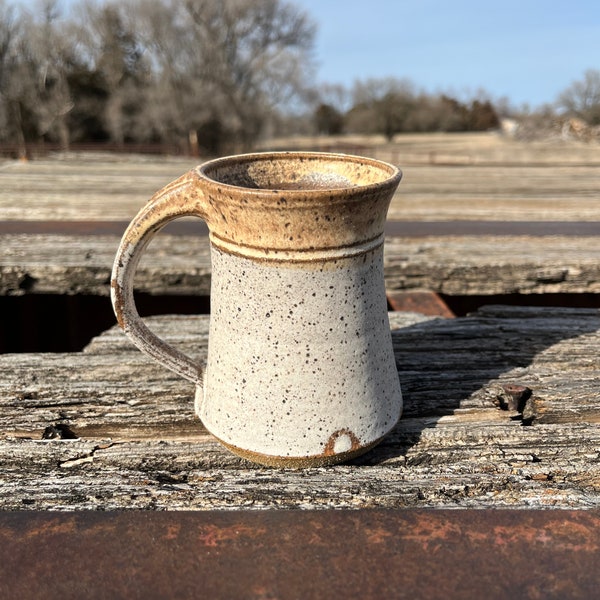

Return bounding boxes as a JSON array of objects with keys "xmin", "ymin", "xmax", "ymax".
[
  {"xmin": 2, "ymin": 307, "xmax": 600, "ymax": 509},
  {"xmin": 2, "ymin": 134, "xmax": 600, "ymax": 222},
  {"xmin": 2, "ymin": 233, "xmax": 600, "ymax": 296}
]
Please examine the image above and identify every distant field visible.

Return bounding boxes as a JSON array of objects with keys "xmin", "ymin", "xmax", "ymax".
[{"xmin": 1, "ymin": 133, "xmax": 599, "ymax": 222}]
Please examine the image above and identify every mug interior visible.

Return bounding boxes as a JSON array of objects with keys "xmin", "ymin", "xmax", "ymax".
[{"xmin": 200, "ymin": 153, "xmax": 398, "ymax": 192}]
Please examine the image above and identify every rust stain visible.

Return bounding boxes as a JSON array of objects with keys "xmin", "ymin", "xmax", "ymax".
[
  {"xmin": 165, "ymin": 523, "xmax": 181, "ymax": 540},
  {"xmin": 23, "ymin": 516, "xmax": 78, "ymax": 539},
  {"xmin": 498, "ymin": 383, "xmax": 533, "ymax": 412},
  {"xmin": 197, "ymin": 524, "xmax": 267, "ymax": 548},
  {"xmin": 323, "ymin": 428, "xmax": 362, "ymax": 456}
]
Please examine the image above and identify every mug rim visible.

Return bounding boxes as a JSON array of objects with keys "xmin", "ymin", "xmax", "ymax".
[{"xmin": 196, "ymin": 151, "xmax": 402, "ymax": 196}]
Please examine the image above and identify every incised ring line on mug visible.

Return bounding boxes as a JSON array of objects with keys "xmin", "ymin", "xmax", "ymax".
[{"xmin": 111, "ymin": 152, "xmax": 403, "ymax": 467}]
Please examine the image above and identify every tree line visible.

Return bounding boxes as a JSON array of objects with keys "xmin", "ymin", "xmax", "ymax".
[
  {"xmin": 315, "ymin": 78, "xmax": 501, "ymax": 139},
  {"xmin": 0, "ymin": 0, "xmax": 317, "ymax": 157},
  {"xmin": 1, "ymin": 0, "xmax": 598, "ymax": 159}
]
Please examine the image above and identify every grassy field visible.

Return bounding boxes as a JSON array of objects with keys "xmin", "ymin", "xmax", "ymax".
[{"xmin": 1, "ymin": 132, "xmax": 599, "ymax": 222}]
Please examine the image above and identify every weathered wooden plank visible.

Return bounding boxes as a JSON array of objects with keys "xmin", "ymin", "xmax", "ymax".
[
  {"xmin": 1, "ymin": 307, "xmax": 600, "ymax": 509},
  {"xmin": 387, "ymin": 164, "xmax": 600, "ymax": 221},
  {"xmin": 3, "ymin": 233, "xmax": 600, "ymax": 296},
  {"xmin": 384, "ymin": 236, "xmax": 600, "ymax": 295},
  {"xmin": 0, "ymin": 155, "xmax": 199, "ymax": 221},
  {"xmin": 2, "ymin": 137, "xmax": 600, "ymax": 222},
  {"xmin": 2, "ymin": 422, "xmax": 600, "ymax": 510},
  {"xmin": 0, "ymin": 234, "xmax": 212, "ymax": 296}
]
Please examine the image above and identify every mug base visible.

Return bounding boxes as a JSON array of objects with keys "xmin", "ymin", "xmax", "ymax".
[{"xmin": 214, "ymin": 435, "xmax": 384, "ymax": 468}]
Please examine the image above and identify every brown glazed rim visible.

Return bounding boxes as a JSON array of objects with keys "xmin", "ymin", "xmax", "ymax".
[{"xmin": 196, "ymin": 151, "xmax": 402, "ymax": 200}]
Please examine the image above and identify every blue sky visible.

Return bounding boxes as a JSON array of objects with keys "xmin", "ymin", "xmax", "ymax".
[
  {"xmin": 28, "ymin": 0, "xmax": 599, "ymax": 109},
  {"xmin": 294, "ymin": 0, "xmax": 600, "ymax": 108}
]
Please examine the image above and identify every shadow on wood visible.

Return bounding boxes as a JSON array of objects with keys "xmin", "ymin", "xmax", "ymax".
[{"xmin": 350, "ymin": 305, "xmax": 600, "ymax": 466}]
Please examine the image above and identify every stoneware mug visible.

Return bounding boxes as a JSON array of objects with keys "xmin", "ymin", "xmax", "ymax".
[{"xmin": 111, "ymin": 152, "xmax": 403, "ymax": 467}]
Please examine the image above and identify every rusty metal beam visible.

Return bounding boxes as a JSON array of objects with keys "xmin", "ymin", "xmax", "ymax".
[
  {"xmin": 387, "ymin": 291, "xmax": 455, "ymax": 317},
  {"xmin": 1, "ymin": 510, "xmax": 599, "ymax": 599}
]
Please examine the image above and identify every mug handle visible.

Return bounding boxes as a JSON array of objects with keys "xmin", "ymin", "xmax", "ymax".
[{"xmin": 111, "ymin": 169, "xmax": 208, "ymax": 385}]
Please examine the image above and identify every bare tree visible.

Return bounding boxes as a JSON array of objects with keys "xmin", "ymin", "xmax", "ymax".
[
  {"xmin": 132, "ymin": 0, "xmax": 218, "ymax": 153},
  {"xmin": 23, "ymin": 0, "xmax": 74, "ymax": 150},
  {"xmin": 557, "ymin": 69, "xmax": 600, "ymax": 125},
  {"xmin": 72, "ymin": 0, "xmax": 150, "ymax": 146},
  {"xmin": 0, "ymin": 0, "xmax": 31, "ymax": 157},
  {"xmin": 0, "ymin": 1, "xmax": 76, "ymax": 155},
  {"xmin": 0, "ymin": 0, "xmax": 18, "ymax": 112},
  {"xmin": 181, "ymin": 0, "xmax": 316, "ymax": 150},
  {"xmin": 0, "ymin": 0, "xmax": 316, "ymax": 155},
  {"xmin": 123, "ymin": 0, "xmax": 316, "ymax": 153}
]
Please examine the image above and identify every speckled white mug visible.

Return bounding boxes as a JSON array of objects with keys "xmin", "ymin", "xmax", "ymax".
[{"xmin": 111, "ymin": 152, "xmax": 403, "ymax": 467}]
